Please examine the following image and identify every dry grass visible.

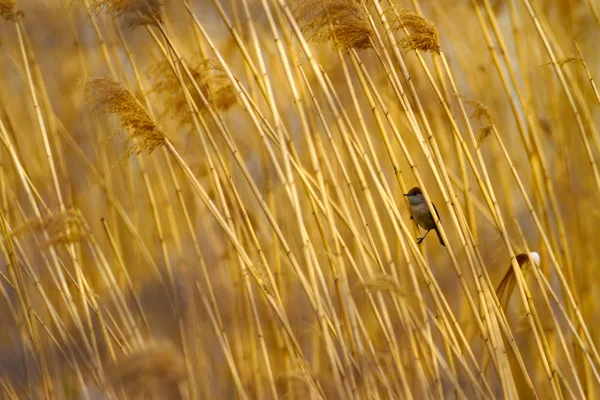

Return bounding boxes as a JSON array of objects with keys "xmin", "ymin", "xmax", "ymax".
[{"xmin": 1, "ymin": 0, "xmax": 600, "ymax": 398}]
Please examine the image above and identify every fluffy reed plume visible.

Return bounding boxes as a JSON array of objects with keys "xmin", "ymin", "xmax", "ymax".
[
  {"xmin": 107, "ymin": 341, "xmax": 186, "ymax": 400},
  {"xmin": 150, "ymin": 59, "xmax": 236, "ymax": 122},
  {"xmin": 395, "ymin": 10, "xmax": 440, "ymax": 53},
  {"xmin": 477, "ymin": 125, "xmax": 494, "ymax": 146},
  {"xmin": 0, "ymin": 0, "xmax": 18, "ymax": 21},
  {"xmin": 44, "ymin": 208, "xmax": 89, "ymax": 247},
  {"xmin": 197, "ymin": 60, "xmax": 237, "ymax": 111},
  {"xmin": 91, "ymin": 0, "xmax": 162, "ymax": 26},
  {"xmin": 294, "ymin": 0, "xmax": 373, "ymax": 49},
  {"xmin": 466, "ymin": 99, "xmax": 492, "ymax": 122},
  {"xmin": 84, "ymin": 77, "xmax": 165, "ymax": 156},
  {"xmin": 543, "ymin": 56, "xmax": 583, "ymax": 67},
  {"xmin": 8, "ymin": 208, "xmax": 88, "ymax": 247}
]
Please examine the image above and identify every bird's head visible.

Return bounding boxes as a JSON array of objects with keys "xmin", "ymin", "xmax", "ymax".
[{"xmin": 403, "ymin": 186, "xmax": 425, "ymax": 205}]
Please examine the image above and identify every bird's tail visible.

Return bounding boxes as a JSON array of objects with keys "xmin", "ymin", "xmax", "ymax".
[{"xmin": 435, "ymin": 228, "xmax": 445, "ymax": 247}]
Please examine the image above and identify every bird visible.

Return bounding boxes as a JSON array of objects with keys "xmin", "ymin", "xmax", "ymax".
[{"xmin": 403, "ymin": 186, "xmax": 445, "ymax": 246}]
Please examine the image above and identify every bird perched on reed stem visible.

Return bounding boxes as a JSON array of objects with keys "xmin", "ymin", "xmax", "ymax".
[{"xmin": 404, "ymin": 186, "xmax": 445, "ymax": 246}]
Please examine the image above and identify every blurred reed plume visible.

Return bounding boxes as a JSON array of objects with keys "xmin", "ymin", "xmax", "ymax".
[
  {"xmin": 195, "ymin": 60, "xmax": 236, "ymax": 111},
  {"xmin": 466, "ymin": 99, "xmax": 492, "ymax": 123},
  {"xmin": 150, "ymin": 58, "xmax": 236, "ymax": 122},
  {"xmin": 1, "ymin": 0, "xmax": 600, "ymax": 398},
  {"xmin": 84, "ymin": 77, "xmax": 165, "ymax": 156},
  {"xmin": 294, "ymin": 0, "xmax": 373, "ymax": 49},
  {"xmin": 0, "ymin": 0, "xmax": 17, "ymax": 21},
  {"xmin": 28, "ymin": 208, "xmax": 88, "ymax": 247},
  {"xmin": 107, "ymin": 341, "xmax": 187, "ymax": 400},
  {"xmin": 91, "ymin": 0, "xmax": 163, "ymax": 26},
  {"xmin": 477, "ymin": 124, "xmax": 494, "ymax": 146}
]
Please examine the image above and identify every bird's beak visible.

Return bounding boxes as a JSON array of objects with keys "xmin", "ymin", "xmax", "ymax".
[{"xmin": 403, "ymin": 193, "xmax": 409, "ymax": 197}]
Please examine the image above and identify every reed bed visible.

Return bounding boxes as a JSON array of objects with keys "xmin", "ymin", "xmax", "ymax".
[{"xmin": 0, "ymin": 0, "xmax": 599, "ymax": 398}]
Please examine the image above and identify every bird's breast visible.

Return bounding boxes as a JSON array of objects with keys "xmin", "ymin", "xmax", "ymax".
[{"xmin": 410, "ymin": 203, "xmax": 436, "ymax": 229}]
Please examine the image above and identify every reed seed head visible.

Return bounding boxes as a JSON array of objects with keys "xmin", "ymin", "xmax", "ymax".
[
  {"xmin": 466, "ymin": 99, "xmax": 492, "ymax": 122},
  {"xmin": 197, "ymin": 59, "xmax": 236, "ymax": 111},
  {"xmin": 91, "ymin": 0, "xmax": 162, "ymax": 27},
  {"xmin": 544, "ymin": 56, "xmax": 582, "ymax": 67},
  {"xmin": 9, "ymin": 208, "xmax": 88, "ymax": 247},
  {"xmin": 107, "ymin": 341, "xmax": 186, "ymax": 400},
  {"xmin": 294, "ymin": 0, "xmax": 373, "ymax": 50},
  {"xmin": 396, "ymin": 10, "xmax": 440, "ymax": 53},
  {"xmin": 477, "ymin": 125, "xmax": 493, "ymax": 147},
  {"xmin": 84, "ymin": 77, "xmax": 165, "ymax": 157},
  {"xmin": 44, "ymin": 208, "xmax": 88, "ymax": 247},
  {"xmin": 0, "ymin": 0, "xmax": 18, "ymax": 21},
  {"xmin": 150, "ymin": 58, "xmax": 236, "ymax": 123}
]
